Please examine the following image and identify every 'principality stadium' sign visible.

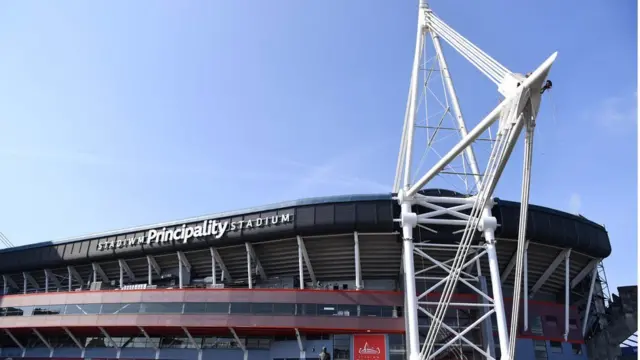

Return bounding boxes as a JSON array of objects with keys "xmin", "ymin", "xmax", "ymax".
[{"xmin": 97, "ymin": 213, "xmax": 293, "ymax": 251}]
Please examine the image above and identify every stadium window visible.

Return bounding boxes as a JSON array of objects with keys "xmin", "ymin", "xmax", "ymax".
[
  {"xmin": 569, "ymin": 318, "xmax": 578, "ymax": 330},
  {"xmin": 273, "ymin": 303, "xmax": 295, "ymax": 315},
  {"xmin": 533, "ymin": 340, "xmax": 548, "ymax": 360},
  {"xmin": 300, "ymin": 303, "xmax": 317, "ymax": 316},
  {"xmin": 246, "ymin": 337, "xmax": 271, "ymax": 349},
  {"xmin": 183, "ymin": 302, "xmax": 207, "ymax": 313},
  {"xmin": 250, "ymin": 303, "xmax": 273, "ymax": 314},
  {"xmin": 3, "ymin": 306, "xmax": 33, "ymax": 316},
  {"xmin": 65, "ymin": 303, "xmax": 102, "ymax": 315},
  {"xmin": 544, "ymin": 315, "xmax": 558, "ymax": 327},
  {"xmin": 100, "ymin": 303, "xmax": 140, "ymax": 315},
  {"xmin": 571, "ymin": 343, "xmax": 583, "ymax": 355},
  {"xmin": 306, "ymin": 333, "xmax": 330, "ymax": 340},
  {"xmin": 140, "ymin": 303, "xmax": 184, "ymax": 314},
  {"xmin": 336, "ymin": 304, "xmax": 357, "ymax": 316},
  {"xmin": 230, "ymin": 303, "xmax": 251, "ymax": 314},
  {"xmin": 206, "ymin": 302, "xmax": 230, "ymax": 314},
  {"xmin": 85, "ymin": 336, "xmax": 108, "ymax": 348},
  {"xmin": 317, "ymin": 305, "xmax": 337, "ymax": 316},
  {"xmin": 334, "ymin": 334, "xmax": 351, "ymax": 360},
  {"xmin": 33, "ymin": 305, "xmax": 64, "ymax": 315},
  {"xmin": 531, "ymin": 315, "xmax": 544, "ymax": 335},
  {"xmin": 381, "ymin": 306, "xmax": 394, "ymax": 317},
  {"xmin": 360, "ymin": 305, "xmax": 382, "ymax": 317},
  {"xmin": 549, "ymin": 341, "xmax": 563, "ymax": 353}
]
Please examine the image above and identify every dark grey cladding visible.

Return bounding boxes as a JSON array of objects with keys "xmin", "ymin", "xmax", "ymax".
[{"xmin": 0, "ymin": 191, "xmax": 611, "ymax": 273}]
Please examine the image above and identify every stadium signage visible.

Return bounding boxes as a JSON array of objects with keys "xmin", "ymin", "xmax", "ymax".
[{"xmin": 97, "ymin": 213, "xmax": 293, "ymax": 251}]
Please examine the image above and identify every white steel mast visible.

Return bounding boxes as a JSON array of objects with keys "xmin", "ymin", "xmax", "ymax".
[{"xmin": 394, "ymin": 1, "xmax": 556, "ymax": 360}]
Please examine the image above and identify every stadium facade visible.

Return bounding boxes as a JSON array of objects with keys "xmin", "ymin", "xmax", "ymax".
[{"xmin": 0, "ymin": 191, "xmax": 629, "ymax": 360}]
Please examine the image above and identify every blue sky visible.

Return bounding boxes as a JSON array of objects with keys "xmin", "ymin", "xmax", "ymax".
[{"xmin": 0, "ymin": 1, "xmax": 636, "ymax": 291}]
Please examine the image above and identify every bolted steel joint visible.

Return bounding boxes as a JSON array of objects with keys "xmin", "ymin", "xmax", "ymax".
[{"xmin": 477, "ymin": 215, "xmax": 497, "ymax": 232}]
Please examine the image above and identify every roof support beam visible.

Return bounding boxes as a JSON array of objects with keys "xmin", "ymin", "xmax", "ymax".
[
  {"xmin": 63, "ymin": 327, "xmax": 85, "ymax": 357},
  {"xmin": 181, "ymin": 326, "xmax": 200, "ymax": 349},
  {"xmin": 99, "ymin": 326, "xmax": 121, "ymax": 358},
  {"xmin": 119, "ymin": 259, "xmax": 136, "ymax": 282},
  {"xmin": 354, "ymin": 232, "xmax": 362, "ymax": 290},
  {"xmin": 23, "ymin": 272, "xmax": 39, "ymax": 291},
  {"xmin": 177, "ymin": 251, "xmax": 191, "ymax": 289},
  {"xmin": 147, "ymin": 255, "xmax": 161, "ymax": 275},
  {"xmin": 33, "ymin": 328, "xmax": 54, "ymax": 357},
  {"xmin": 229, "ymin": 327, "xmax": 246, "ymax": 352},
  {"xmin": 92, "ymin": 262, "xmax": 110, "ymax": 283},
  {"xmin": 294, "ymin": 328, "xmax": 306, "ymax": 359},
  {"xmin": 564, "ymin": 250, "xmax": 571, "ymax": 341},
  {"xmin": 210, "ymin": 247, "xmax": 231, "ymax": 283},
  {"xmin": 297, "ymin": 236, "xmax": 316, "ymax": 285},
  {"xmin": 245, "ymin": 242, "xmax": 267, "ymax": 280},
  {"xmin": 44, "ymin": 269, "xmax": 62, "ymax": 290},
  {"xmin": 571, "ymin": 258, "xmax": 599, "ymax": 289},
  {"xmin": 177, "ymin": 251, "xmax": 192, "ymax": 272},
  {"xmin": 3, "ymin": 274, "xmax": 18, "ymax": 295},
  {"xmin": 530, "ymin": 248, "xmax": 570, "ymax": 297},
  {"xmin": 4, "ymin": 329, "xmax": 25, "ymax": 357},
  {"xmin": 501, "ymin": 241, "xmax": 529, "ymax": 283},
  {"xmin": 67, "ymin": 265, "xmax": 83, "ymax": 291}
]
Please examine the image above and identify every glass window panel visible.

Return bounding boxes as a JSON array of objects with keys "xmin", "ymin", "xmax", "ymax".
[
  {"xmin": 5, "ymin": 306, "xmax": 32, "ymax": 316},
  {"xmin": 273, "ymin": 303, "xmax": 295, "ymax": 315},
  {"xmin": 230, "ymin": 303, "xmax": 251, "ymax": 314},
  {"xmin": 360, "ymin": 305, "xmax": 381, "ymax": 317},
  {"xmin": 336, "ymin": 304, "xmax": 357, "ymax": 317},
  {"xmin": 317, "ymin": 305, "xmax": 336, "ymax": 316},
  {"xmin": 531, "ymin": 316, "xmax": 544, "ymax": 335},
  {"xmin": 549, "ymin": 341, "xmax": 562, "ymax": 353},
  {"xmin": 65, "ymin": 304, "xmax": 102, "ymax": 315},
  {"xmin": 183, "ymin": 303, "xmax": 207, "ymax": 314},
  {"xmin": 545, "ymin": 315, "xmax": 558, "ymax": 326},
  {"xmin": 86, "ymin": 336, "xmax": 108, "ymax": 348},
  {"xmin": 569, "ymin": 319, "xmax": 578, "ymax": 330},
  {"xmin": 381, "ymin": 306, "xmax": 394, "ymax": 317},
  {"xmin": 251, "ymin": 303, "xmax": 273, "ymax": 314},
  {"xmin": 140, "ymin": 303, "xmax": 184, "ymax": 314},
  {"xmin": 33, "ymin": 305, "xmax": 63, "ymax": 316},
  {"xmin": 300, "ymin": 303, "xmax": 317, "ymax": 316},
  {"xmin": 571, "ymin": 343, "xmax": 582, "ymax": 354},
  {"xmin": 101, "ymin": 303, "xmax": 140, "ymax": 314},
  {"xmin": 206, "ymin": 302, "xmax": 230, "ymax": 314},
  {"xmin": 533, "ymin": 340, "xmax": 547, "ymax": 350}
]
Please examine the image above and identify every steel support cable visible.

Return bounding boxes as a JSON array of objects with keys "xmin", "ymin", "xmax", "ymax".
[
  {"xmin": 426, "ymin": 21, "xmax": 502, "ymax": 86},
  {"xmin": 427, "ymin": 16, "xmax": 507, "ymax": 85},
  {"xmin": 426, "ymin": 17, "xmax": 503, "ymax": 80},
  {"xmin": 422, "ymin": 95, "xmax": 527, "ymax": 359},
  {"xmin": 421, "ymin": 124, "xmax": 515, "ymax": 359},
  {"xmin": 507, "ymin": 122, "xmax": 535, "ymax": 360},
  {"xmin": 427, "ymin": 15, "xmax": 509, "ymax": 77}
]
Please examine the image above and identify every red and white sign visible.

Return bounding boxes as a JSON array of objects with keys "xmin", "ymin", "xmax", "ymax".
[{"xmin": 353, "ymin": 334, "xmax": 386, "ymax": 360}]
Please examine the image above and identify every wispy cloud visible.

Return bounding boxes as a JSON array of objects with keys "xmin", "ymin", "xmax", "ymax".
[
  {"xmin": 568, "ymin": 192, "xmax": 582, "ymax": 214},
  {"xmin": 590, "ymin": 92, "xmax": 637, "ymax": 132},
  {"xmin": 282, "ymin": 147, "xmax": 391, "ymax": 197}
]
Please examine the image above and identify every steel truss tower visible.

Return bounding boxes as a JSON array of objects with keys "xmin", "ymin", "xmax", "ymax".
[{"xmin": 394, "ymin": 2, "xmax": 557, "ymax": 360}]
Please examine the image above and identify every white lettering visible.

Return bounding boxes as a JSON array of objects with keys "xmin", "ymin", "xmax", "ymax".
[{"xmin": 97, "ymin": 213, "xmax": 294, "ymax": 250}]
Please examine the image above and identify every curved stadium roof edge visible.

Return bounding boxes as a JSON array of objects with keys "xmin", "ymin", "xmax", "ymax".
[{"xmin": 0, "ymin": 191, "xmax": 611, "ymax": 259}]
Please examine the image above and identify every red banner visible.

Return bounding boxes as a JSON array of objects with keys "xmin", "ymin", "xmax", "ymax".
[{"xmin": 353, "ymin": 334, "xmax": 386, "ymax": 360}]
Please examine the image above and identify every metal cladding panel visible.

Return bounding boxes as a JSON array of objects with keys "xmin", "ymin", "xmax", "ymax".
[
  {"xmin": 0, "ymin": 199, "xmax": 393, "ymax": 273},
  {"xmin": 494, "ymin": 199, "xmax": 611, "ymax": 258},
  {"xmin": 0, "ymin": 289, "xmax": 403, "ymax": 307}
]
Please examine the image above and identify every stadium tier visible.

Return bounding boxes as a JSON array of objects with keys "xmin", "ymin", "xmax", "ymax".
[{"xmin": 0, "ymin": 190, "xmax": 614, "ymax": 360}]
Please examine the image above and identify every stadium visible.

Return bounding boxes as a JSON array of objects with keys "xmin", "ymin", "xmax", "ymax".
[{"xmin": 0, "ymin": 190, "xmax": 634, "ymax": 360}]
